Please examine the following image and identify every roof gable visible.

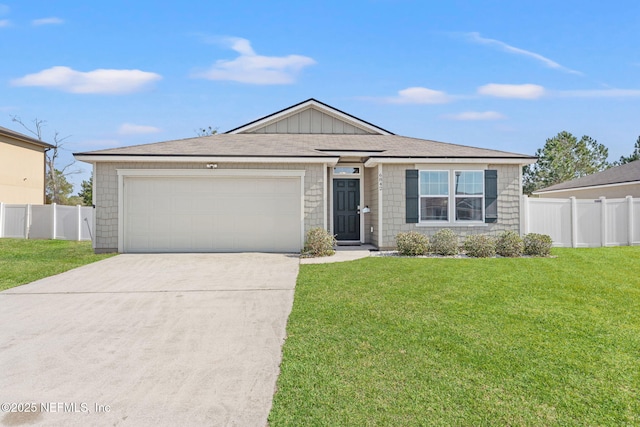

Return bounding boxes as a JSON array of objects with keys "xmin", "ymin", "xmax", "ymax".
[{"xmin": 226, "ymin": 98, "xmax": 394, "ymax": 135}]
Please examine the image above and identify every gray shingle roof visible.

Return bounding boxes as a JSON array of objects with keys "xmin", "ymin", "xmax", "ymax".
[
  {"xmin": 0, "ymin": 125, "xmax": 54, "ymax": 148},
  {"xmin": 535, "ymin": 160, "xmax": 640, "ymax": 193},
  {"xmin": 74, "ymin": 134, "xmax": 535, "ymax": 160}
]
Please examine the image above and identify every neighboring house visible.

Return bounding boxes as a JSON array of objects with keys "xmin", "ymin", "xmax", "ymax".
[
  {"xmin": 0, "ymin": 126, "xmax": 53, "ymax": 204},
  {"xmin": 533, "ymin": 160, "xmax": 640, "ymax": 199},
  {"xmin": 74, "ymin": 99, "xmax": 536, "ymax": 253}
]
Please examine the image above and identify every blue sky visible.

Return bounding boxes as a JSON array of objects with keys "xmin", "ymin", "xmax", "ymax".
[{"xmin": 2, "ymin": 0, "xmax": 639, "ymax": 191}]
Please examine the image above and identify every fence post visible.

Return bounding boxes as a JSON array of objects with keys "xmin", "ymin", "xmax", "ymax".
[
  {"xmin": 51, "ymin": 203, "xmax": 57, "ymax": 240},
  {"xmin": 521, "ymin": 195, "xmax": 529, "ymax": 235},
  {"xmin": 0, "ymin": 202, "xmax": 4, "ymax": 238},
  {"xmin": 77, "ymin": 205, "xmax": 82, "ymax": 241},
  {"xmin": 600, "ymin": 196, "xmax": 607, "ymax": 247},
  {"xmin": 628, "ymin": 196, "xmax": 634, "ymax": 246},
  {"xmin": 25, "ymin": 204, "xmax": 31, "ymax": 239},
  {"xmin": 570, "ymin": 197, "xmax": 577, "ymax": 248}
]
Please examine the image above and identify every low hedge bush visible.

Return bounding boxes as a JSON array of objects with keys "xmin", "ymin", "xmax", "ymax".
[
  {"xmin": 496, "ymin": 230, "xmax": 524, "ymax": 257},
  {"xmin": 396, "ymin": 231, "xmax": 429, "ymax": 256},
  {"xmin": 463, "ymin": 234, "xmax": 496, "ymax": 258},
  {"xmin": 303, "ymin": 227, "xmax": 336, "ymax": 257},
  {"xmin": 523, "ymin": 233, "xmax": 553, "ymax": 257},
  {"xmin": 430, "ymin": 229, "xmax": 459, "ymax": 256}
]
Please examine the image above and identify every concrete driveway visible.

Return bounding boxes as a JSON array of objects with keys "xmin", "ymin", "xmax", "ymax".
[{"xmin": 0, "ymin": 253, "xmax": 299, "ymax": 427}]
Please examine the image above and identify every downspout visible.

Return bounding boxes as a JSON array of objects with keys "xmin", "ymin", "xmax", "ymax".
[{"xmin": 43, "ymin": 147, "xmax": 51, "ymax": 204}]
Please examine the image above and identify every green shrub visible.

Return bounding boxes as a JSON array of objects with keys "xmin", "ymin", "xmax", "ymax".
[
  {"xmin": 396, "ymin": 231, "xmax": 429, "ymax": 256},
  {"xmin": 430, "ymin": 229, "xmax": 459, "ymax": 256},
  {"xmin": 523, "ymin": 233, "xmax": 553, "ymax": 257},
  {"xmin": 496, "ymin": 230, "xmax": 524, "ymax": 257},
  {"xmin": 303, "ymin": 228, "xmax": 336, "ymax": 257},
  {"xmin": 463, "ymin": 234, "xmax": 496, "ymax": 258}
]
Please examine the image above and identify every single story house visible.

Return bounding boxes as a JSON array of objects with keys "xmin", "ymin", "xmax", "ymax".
[
  {"xmin": 0, "ymin": 125, "xmax": 53, "ymax": 204},
  {"xmin": 533, "ymin": 160, "xmax": 640, "ymax": 199},
  {"xmin": 74, "ymin": 99, "xmax": 536, "ymax": 253}
]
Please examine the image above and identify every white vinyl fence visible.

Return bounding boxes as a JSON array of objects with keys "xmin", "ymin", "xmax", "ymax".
[
  {"xmin": 522, "ymin": 195, "xmax": 640, "ymax": 248},
  {"xmin": 0, "ymin": 203, "xmax": 93, "ymax": 241}
]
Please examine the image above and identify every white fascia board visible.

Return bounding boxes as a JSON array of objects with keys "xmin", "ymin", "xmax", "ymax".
[
  {"xmin": 116, "ymin": 169, "xmax": 306, "ymax": 178},
  {"xmin": 533, "ymin": 180, "xmax": 640, "ymax": 195},
  {"xmin": 364, "ymin": 157, "xmax": 536, "ymax": 167},
  {"xmin": 414, "ymin": 162, "xmax": 487, "ymax": 170},
  {"xmin": 75, "ymin": 155, "xmax": 339, "ymax": 166},
  {"xmin": 321, "ymin": 151, "xmax": 385, "ymax": 157},
  {"xmin": 228, "ymin": 100, "xmax": 392, "ymax": 135}
]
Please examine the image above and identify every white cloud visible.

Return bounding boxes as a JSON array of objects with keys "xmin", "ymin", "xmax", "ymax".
[
  {"xmin": 32, "ymin": 17, "xmax": 64, "ymax": 26},
  {"xmin": 465, "ymin": 32, "xmax": 582, "ymax": 75},
  {"xmin": 478, "ymin": 83, "xmax": 545, "ymax": 99},
  {"xmin": 0, "ymin": 4, "xmax": 10, "ymax": 27},
  {"xmin": 11, "ymin": 66, "xmax": 162, "ymax": 94},
  {"xmin": 118, "ymin": 123, "xmax": 161, "ymax": 135},
  {"xmin": 557, "ymin": 89, "xmax": 640, "ymax": 98},
  {"xmin": 441, "ymin": 111, "xmax": 506, "ymax": 121},
  {"xmin": 383, "ymin": 87, "xmax": 452, "ymax": 104},
  {"xmin": 194, "ymin": 37, "xmax": 316, "ymax": 84}
]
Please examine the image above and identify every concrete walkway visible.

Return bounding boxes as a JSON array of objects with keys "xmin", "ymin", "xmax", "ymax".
[
  {"xmin": 300, "ymin": 245, "xmax": 375, "ymax": 264},
  {"xmin": 0, "ymin": 253, "xmax": 299, "ymax": 427}
]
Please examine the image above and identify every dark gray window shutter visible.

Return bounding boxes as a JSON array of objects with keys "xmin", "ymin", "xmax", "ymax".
[
  {"xmin": 406, "ymin": 169, "xmax": 419, "ymax": 223},
  {"xmin": 485, "ymin": 169, "xmax": 498, "ymax": 223}
]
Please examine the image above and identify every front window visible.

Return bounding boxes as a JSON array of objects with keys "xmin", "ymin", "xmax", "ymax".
[
  {"xmin": 419, "ymin": 171, "xmax": 448, "ymax": 221},
  {"xmin": 419, "ymin": 170, "xmax": 484, "ymax": 222}
]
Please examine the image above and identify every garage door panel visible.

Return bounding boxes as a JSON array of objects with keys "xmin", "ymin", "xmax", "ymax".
[{"xmin": 124, "ymin": 175, "xmax": 301, "ymax": 253}]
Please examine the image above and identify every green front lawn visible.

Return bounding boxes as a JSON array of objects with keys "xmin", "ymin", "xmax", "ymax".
[
  {"xmin": 0, "ymin": 239, "xmax": 115, "ymax": 291},
  {"xmin": 270, "ymin": 248, "xmax": 640, "ymax": 426}
]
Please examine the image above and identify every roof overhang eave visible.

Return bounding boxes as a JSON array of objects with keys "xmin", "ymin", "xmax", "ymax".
[{"xmin": 73, "ymin": 154, "xmax": 341, "ymax": 166}]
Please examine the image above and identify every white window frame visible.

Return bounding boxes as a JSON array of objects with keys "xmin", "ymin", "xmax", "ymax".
[{"xmin": 418, "ymin": 168, "xmax": 486, "ymax": 225}]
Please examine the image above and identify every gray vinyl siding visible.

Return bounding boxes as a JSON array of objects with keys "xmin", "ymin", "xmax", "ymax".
[{"xmin": 249, "ymin": 108, "xmax": 374, "ymax": 134}]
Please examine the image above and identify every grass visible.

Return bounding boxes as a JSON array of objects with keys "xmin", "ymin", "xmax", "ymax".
[
  {"xmin": 269, "ymin": 247, "xmax": 640, "ymax": 426},
  {"xmin": 0, "ymin": 239, "xmax": 115, "ymax": 291}
]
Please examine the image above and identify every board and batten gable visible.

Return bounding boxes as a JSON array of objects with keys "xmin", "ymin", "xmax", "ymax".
[
  {"xmin": 227, "ymin": 99, "xmax": 392, "ymax": 135},
  {"xmin": 246, "ymin": 107, "xmax": 375, "ymax": 135}
]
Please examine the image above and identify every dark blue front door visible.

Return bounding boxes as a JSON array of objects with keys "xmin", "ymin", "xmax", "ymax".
[{"xmin": 333, "ymin": 179, "xmax": 360, "ymax": 241}]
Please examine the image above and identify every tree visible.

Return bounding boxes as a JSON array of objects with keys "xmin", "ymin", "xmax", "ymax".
[
  {"xmin": 195, "ymin": 126, "xmax": 218, "ymax": 137},
  {"xmin": 614, "ymin": 136, "xmax": 640, "ymax": 165},
  {"xmin": 523, "ymin": 131, "xmax": 610, "ymax": 194},
  {"xmin": 46, "ymin": 169, "xmax": 74, "ymax": 204},
  {"xmin": 78, "ymin": 173, "xmax": 93, "ymax": 206},
  {"xmin": 11, "ymin": 116, "xmax": 81, "ymax": 204}
]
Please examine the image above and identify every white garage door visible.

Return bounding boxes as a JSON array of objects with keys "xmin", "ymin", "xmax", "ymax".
[{"xmin": 123, "ymin": 175, "xmax": 302, "ymax": 253}]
